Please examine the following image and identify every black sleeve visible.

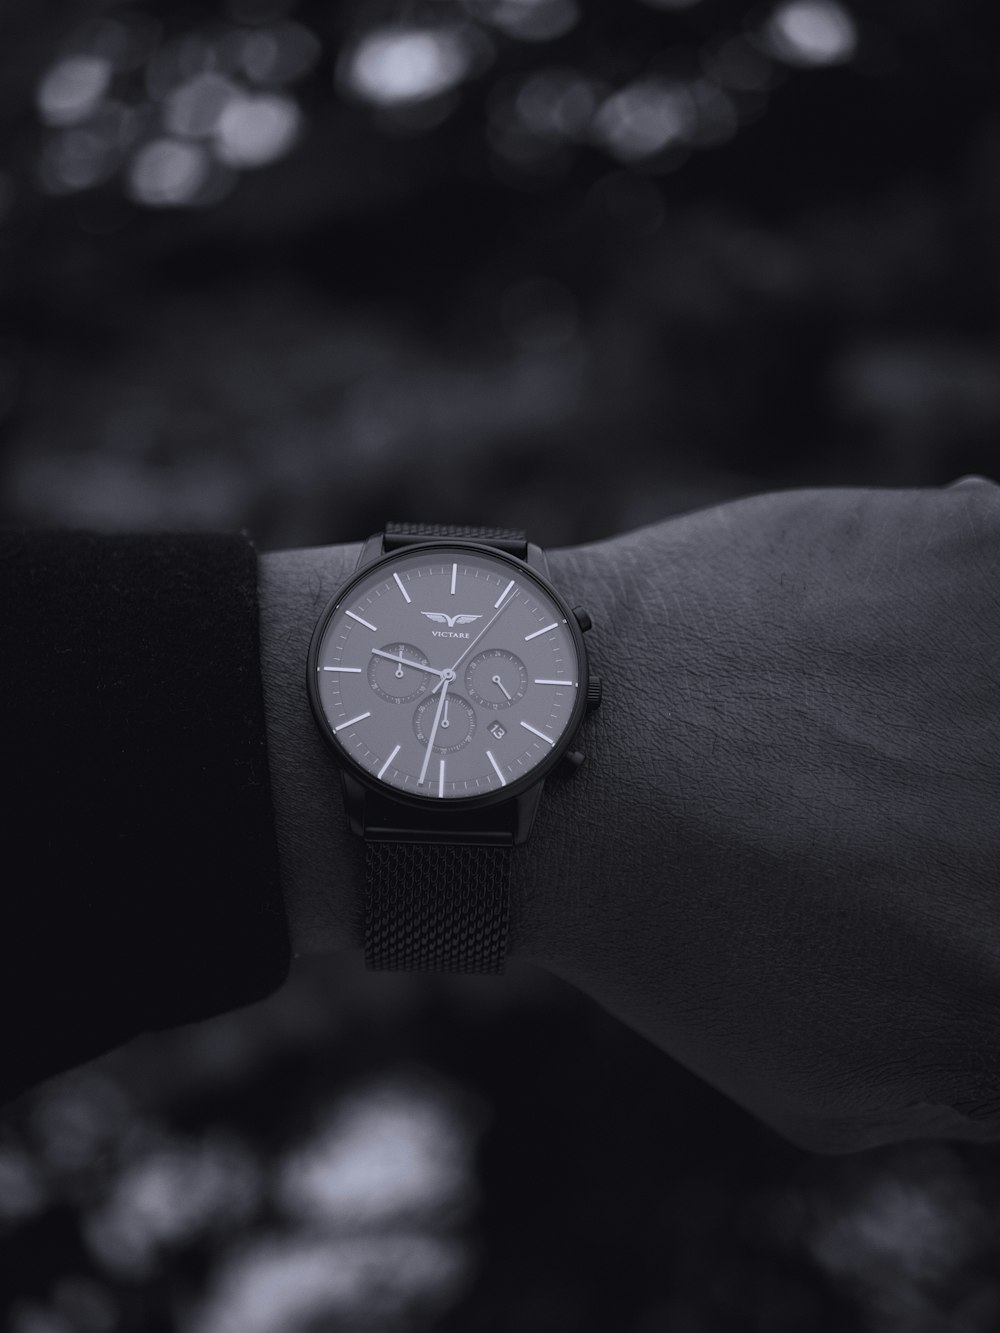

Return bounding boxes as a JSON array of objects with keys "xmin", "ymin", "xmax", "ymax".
[{"xmin": 0, "ymin": 529, "xmax": 290, "ymax": 1104}]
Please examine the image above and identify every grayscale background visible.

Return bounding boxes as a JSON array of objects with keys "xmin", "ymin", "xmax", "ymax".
[{"xmin": 3, "ymin": 2, "xmax": 1000, "ymax": 1331}]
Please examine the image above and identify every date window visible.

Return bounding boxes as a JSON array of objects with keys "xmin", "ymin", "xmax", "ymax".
[{"xmin": 489, "ymin": 721, "xmax": 506, "ymax": 741}]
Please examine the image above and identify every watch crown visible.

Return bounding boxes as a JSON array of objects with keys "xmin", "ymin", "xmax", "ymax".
[
  {"xmin": 572, "ymin": 606, "xmax": 593, "ymax": 633},
  {"xmin": 586, "ymin": 677, "xmax": 602, "ymax": 710}
]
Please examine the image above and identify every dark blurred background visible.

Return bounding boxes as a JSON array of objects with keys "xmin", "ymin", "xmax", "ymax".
[{"xmin": 5, "ymin": 1, "xmax": 1000, "ymax": 1330}]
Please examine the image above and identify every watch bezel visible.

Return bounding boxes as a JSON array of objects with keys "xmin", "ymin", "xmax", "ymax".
[{"xmin": 307, "ymin": 540, "xmax": 590, "ymax": 812}]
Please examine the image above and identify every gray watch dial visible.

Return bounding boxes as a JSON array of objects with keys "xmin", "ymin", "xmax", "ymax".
[{"xmin": 311, "ymin": 545, "xmax": 583, "ymax": 800}]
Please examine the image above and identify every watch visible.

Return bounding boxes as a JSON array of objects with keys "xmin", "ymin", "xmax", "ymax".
[{"xmin": 307, "ymin": 522, "xmax": 601, "ymax": 974}]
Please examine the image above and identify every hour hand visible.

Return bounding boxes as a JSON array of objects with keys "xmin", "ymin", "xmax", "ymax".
[
  {"xmin": 492, "ymin": 673, "xmax": 513, "ymax": 702},
  {"xmin": 370, "ymin": 648, "xmax": 446, "ymax": 677}
]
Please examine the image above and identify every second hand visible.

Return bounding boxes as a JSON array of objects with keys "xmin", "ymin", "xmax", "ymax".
[
  {"xmin": 431, "ymin": 584, "xmax": 518, "ymax": 693},
  {"xmin": 418, "ymin": 672, "xmax": 454, "ymax": 786}
]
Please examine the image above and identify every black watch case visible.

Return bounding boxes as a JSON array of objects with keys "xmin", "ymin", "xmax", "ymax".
[{"xmin": 307, "ymin": 536, "xmax": 592, "ymax": 845}]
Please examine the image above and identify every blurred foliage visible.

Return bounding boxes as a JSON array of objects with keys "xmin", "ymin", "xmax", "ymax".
[
  {"xmin": 4, "ymin": 3, "xmax": 1000, "ymax": 1331},
  {"xmin": 1, "ymin": 0, "xmax": 999, "ymax": 545},
  {"xmin": 9, "ymin": 962, "xmax": 1000, "ymax": 1333}
]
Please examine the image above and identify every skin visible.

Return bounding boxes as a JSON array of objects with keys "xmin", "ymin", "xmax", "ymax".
[{"xmin": 258, "ymin": 476, "xmax": 1000, "ymax": 1154}]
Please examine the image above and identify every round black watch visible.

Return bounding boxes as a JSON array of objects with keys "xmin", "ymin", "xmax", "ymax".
[{"xmin": 308, "ymin": 522, "xmax": 601, "ymax": 973}]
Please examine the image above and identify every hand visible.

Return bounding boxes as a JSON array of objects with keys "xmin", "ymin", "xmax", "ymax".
[
  {"xmin": 431, "ymin": 581, "xmax": 518, "ymax": 691},
  {"xmin": 491, "ymin": 673, "xmax": 513, "ymax": 702},
  {"xmin": 259, "ymin": 481, "xmax": 1000, "ymax": 1154},
  {"xmin": 418, "ymin": 672, "xmax": 452, "ymax": 787},
  {"xmin": 517, "ymin": 477, "xmax": 1000, "ymax": 1154},
  {"xmin": 370, "ymin": 648, "xmax": 447, "ymax": 678}
]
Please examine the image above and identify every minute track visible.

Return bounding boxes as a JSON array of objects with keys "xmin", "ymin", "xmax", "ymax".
[{"xmin": 310, "ymin": 543, "xmax": 587, "ymax": 803}]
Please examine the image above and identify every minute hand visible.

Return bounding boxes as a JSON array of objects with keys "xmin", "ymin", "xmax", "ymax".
[
  {"xmin": 432, "ymin": 586, "xmax": 518, "ymax": 691},
  {"xmin": 370, "ymin": 648, "xmax": 447, "ymax": 677}
]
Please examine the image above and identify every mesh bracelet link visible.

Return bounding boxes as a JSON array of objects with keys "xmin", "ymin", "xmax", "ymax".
[
  {"xmin": 384, "ymin": 522, "xmax": 528, "ymax": 559},
  {"xmin": 365, "ymin": 841, "xmax": 511, "ymax": 972}
]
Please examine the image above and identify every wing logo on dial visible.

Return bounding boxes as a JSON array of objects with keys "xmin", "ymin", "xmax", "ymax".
[{"xmin": 421, "ymin": 612, "xmax": 483, "ymax": 628}]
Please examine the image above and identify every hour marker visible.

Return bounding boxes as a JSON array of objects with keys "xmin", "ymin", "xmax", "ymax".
[
  {"xmin": 337, "ymin": 714, "xmax": 373, "ymax": 735},
  {"xmin": 346, "ymin": 610, "xmax": 377, "ymax": 631},
  {"xmin": 533, "ymin": 678, "xmax": 574, "ymax": 686},
  {"xmin": 487, "ymin": 750, "xmax": 506, "ymax": 786},
  {"xmin": 323, "ymin": 666, "xmax": 363, "ymax": 672},
  {"xmin": 438, "ymin": 759, "xmax": 446, "ymax": 797},
  {"xmin": 495, "ymin": 579, "xmax": 515, "ymax": 608},
  {"xmin": 520, "ymin": 720, "xmax": 555, "ymax": 746},
  {"xmin": 334, "ymin": 714, "xmax": 373, "ymax": 735},
  {"xmin": 525, "ymin": 623, "xmax": 558, "ymax": 641},
  {"xmin": 393, "ymin": 572, "xmax": 411, "ymax": 603},
  {"xmin": 450, "ymin": 563, "xmax": 457, "ymax": 595},
  {"xmin": 378, "ymin": 744, "xmax": 401, "ymax": 779}
]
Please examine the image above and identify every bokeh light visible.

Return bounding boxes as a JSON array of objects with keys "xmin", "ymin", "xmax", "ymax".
[
  {"xmin": 164, "ymin": 71, "xmax": 240, "ymax": 138},
  {"xmin": 30, "ymin": 1073, "xmax": 130, "ymax": 1172},
  {"xmin": 84, "ymin": 1135, "xmax": 261, "ymax": 1278},
  {"xmin": 342, "ymin": 25, "xmax": 475, "ymax": 107},
  {"xmin": 759, "ymin": 0, "xmax": 858, "ymax": 67},
  {"xmin": 235, "ymin": 21, "xmax": 321, "ymax": 85},
  {"xmin": 187, "ymin": 1233, "xmax": 472, "ymax": 1333},
  {"xmin": 466, "ymin": 0, "xmax": 580, "ymax": 43},
  {"xmin": 40, "ymin": 129, "xmax": 118, "ymax": 194},
  {"xmin": 127, "ymin": 138, "xmax": 210, "ymax": 206},
  {"xmin": 36, "ymin": 55, "xmax": 112, "ymax": 127},
  {"xmin": 514, "ymin": 68, "xmax": 603, "ymax": 142},
  {"xmin": 592, "ymin": 79, "xmax": 697, "ymax": 162},
  {"xmin": 214, "ymin": 93, "xmax": 300, "ymax": 167},
  {"xmin": 275, "ymin": 1077, "xmax": 479, "ymax": 1227}
]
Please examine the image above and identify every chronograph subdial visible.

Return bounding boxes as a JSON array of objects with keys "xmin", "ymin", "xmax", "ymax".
[
  {"xmin": 465, "ymin": 649, "xmax": 528, "ymax": 710},
  {"xmin": 413, "ymin": 692, "xmax": 477, "ymax": 755},
  {"xmin": 367, "ymin": 643, "xmax": 432, "ymax": 704}
]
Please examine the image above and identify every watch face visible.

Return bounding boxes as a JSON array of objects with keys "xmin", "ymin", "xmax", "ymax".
[{"xmin": 309, "ymin": 543, "xmax": 587, "ymax": 803}]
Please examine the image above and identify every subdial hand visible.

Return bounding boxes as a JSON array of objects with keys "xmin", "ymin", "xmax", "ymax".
[
  {"xmin": 371, "ymin": 648, "xmax": 446, "ymax": 677},
  {"xmin": 440, "ymin": 696, "xmax": 451, "ymax": 728},
  {"xmin": 492, "ymin": 673, "xmax": 513, "ymax": 702}
]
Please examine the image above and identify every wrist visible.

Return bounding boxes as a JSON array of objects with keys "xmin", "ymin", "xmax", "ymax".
[{"xmin": 257, "ymin": 541, "xmax": 364, "ymax": 956}]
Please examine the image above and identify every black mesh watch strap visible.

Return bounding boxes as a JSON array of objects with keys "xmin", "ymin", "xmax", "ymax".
[
  {"xmin": 365, "ymin": 841, "xmax": 511, "ymax": 972},
  {"xmin": 384, "ymin": 522, "xmax": 528, "ymax": 558}
]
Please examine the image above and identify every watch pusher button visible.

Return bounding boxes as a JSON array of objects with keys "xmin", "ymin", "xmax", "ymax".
[
  {"xmin": 563, "ymin": 750, "xmax": 586, "ymax": 772},
  {"xmin": 572, "ymin": 606, "xmax": 593, "ymax": 632},
  {"xmin": 586, "ymin": 678, "xmax": 602, "ymax": 710}
]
